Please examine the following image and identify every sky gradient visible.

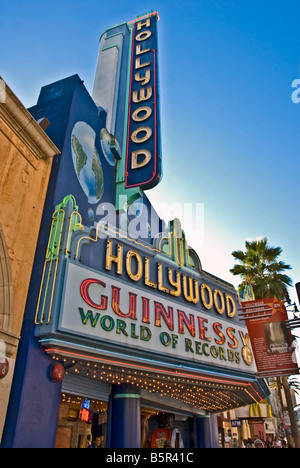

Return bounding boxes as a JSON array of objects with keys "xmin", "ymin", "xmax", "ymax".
[{"xmin": 1, "ymin": 0, "xmax": 299, "ymax": 310}]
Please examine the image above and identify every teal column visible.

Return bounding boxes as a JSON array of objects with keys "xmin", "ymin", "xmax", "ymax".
[
  {"xmin": 209, "ymin": 413, "xmax": 220, "ymax": 448},
  {"xmin": 196, "ymin": 416, "xmax": 211, "ymax": 448},
  {"xmin": 195, "ymin": 414, "xmax": 219, "ymax": 448},
  {"xmin": 110, "ymin": 383, "xmax": 141, "ymax": 448}
]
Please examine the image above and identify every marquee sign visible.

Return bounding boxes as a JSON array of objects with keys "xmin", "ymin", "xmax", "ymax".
[
  {"xmin": 125, "ymin": 12, "xmax": 162, "ymax": 190},
  {"xmin": 34, "ymin": 196, "xmax": 257, "ymax": 377},
  {"xmin": 59, "ymin": 260, "xmax": 255, "ymax": 373}
]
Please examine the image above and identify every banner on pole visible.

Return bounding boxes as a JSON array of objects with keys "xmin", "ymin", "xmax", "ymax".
[{"xmin": 240, "ymin": 297, "xmax": 299, "ymax": 378}]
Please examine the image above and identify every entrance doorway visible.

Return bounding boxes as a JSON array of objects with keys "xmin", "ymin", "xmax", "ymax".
[{"xmin": 55, "ymin": 393, "xmax": 108, "ymax": 448}]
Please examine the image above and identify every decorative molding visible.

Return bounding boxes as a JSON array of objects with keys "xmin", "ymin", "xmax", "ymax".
[
  {"xmin": 0, "ymin": 329, "xmax": 20, "ymax": 358},
  {"xmin": 0, "ymin": 76, "xmax": 60, "ymax": 161},
  {"xmin": 0, "ymin": 223, "xmax": 13, "ymax": 334}
]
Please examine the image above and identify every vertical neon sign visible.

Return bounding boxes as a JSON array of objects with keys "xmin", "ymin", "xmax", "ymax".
[{"xmin": 125, "ymin": 12, "xmax": 162, "ymax": 190}]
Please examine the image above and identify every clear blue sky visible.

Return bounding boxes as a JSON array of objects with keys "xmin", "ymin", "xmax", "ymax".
[{"xmin": 1, "ymin": 0, "xmax": 300, "ymax": 307}]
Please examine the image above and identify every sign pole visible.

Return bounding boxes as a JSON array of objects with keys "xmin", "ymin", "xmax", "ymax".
[{"xmin": 281, "ymin": 376, "xmax": 300, "ymax": 448}]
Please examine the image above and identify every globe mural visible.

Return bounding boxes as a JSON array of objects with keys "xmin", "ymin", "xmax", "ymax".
[
  {"xmin": 100, "ymin": 128, "xmax": 120, "ymax": 166},
  {"xmin": 71, "ymin": 121, "xmax": 104, "ymax": 204}
]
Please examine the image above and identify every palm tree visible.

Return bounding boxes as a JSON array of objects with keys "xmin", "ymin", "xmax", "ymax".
[{"xmin": 230, "ymin": 237, "xmax": 293, "ymax": 302}]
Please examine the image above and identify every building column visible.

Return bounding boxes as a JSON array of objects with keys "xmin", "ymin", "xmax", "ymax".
[
  {"xmin": 195, "ymin": 414, "xmax": 219, "ymax": 448},
  {"xmin": 209, "ymin": 413, "xmax": 220, "ymax": 448},
  {"xmin": 0, "ymin": 322, "xmax": 62, "ymax": 448},
  {"xmin": 109, "ymin": 383, "xmax": 141, "ymax": 448}
]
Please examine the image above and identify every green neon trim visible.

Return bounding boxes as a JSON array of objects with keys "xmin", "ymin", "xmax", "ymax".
[
  {"xmin": 113, "ymin": 393, "xmax": 140, "ymax": 399},
  {"xmin": 101, "ymin": 44, "xmax": 119, "ymax": 52},
  {"xmin": 57, "ymin": 194, "xmax": 78, "ymax": 211}
]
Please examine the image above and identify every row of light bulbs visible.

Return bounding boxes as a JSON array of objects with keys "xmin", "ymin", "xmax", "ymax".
[
  {"xmin": 61, "ymin": 393, "xmax": 108, "ymax": 412},
  {"xmin": 52, "ymin": 355, "xmax": 243, "ymax": 412}
]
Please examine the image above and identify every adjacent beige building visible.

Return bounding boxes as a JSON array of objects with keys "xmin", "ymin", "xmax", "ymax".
[{"xmin": 0, "ymin": 77, "xmax": 59, "ymax": 440}]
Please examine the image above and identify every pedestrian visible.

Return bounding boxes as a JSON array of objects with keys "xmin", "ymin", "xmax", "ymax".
[
  {"xmin": 88, "ymin": 436, "xmax": 101, "ymax": 448},
  {"xmin": 265, "ymin": 437, "xmax": 272, "ymax": 448},
  {"xmin": 231, "ymin": 437, "xmax": 239, "ymax": 448},
  {"xmin": 254, "ymin": 435, "xmax": 265, "ymax": 448},
  {"xmin": 246, "ymin": 438, "xmax": 254, "ymax": 448},
  {"xmin": 281, "ymin": 438, "xmax": 287, "ymax": 448},
  {"xmin": 239, "ymin": 438, "xmax": 246, "ymax": 448},
  {"xmin": 273, "ymin": 437, "xmax": 282, "ymax": 448}
]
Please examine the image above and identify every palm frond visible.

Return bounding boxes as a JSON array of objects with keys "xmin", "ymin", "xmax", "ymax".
[{"xmin": 230, "ymin": 238, "xmax": 293, "ymax": 302}]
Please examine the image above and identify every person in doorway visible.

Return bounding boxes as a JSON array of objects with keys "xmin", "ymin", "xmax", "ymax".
[{"xmin": 88, "ymin": 436, "xmax": 101, "ymax": 448}]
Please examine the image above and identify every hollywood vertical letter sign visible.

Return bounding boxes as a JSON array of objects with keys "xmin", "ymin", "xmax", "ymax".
[{"xmin": 125, "ymin": 12, "xmax": 162, "ymax": 190}]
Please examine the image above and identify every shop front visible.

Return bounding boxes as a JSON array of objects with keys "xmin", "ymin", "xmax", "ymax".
[
  {"xmin": 234, "ymin": 401, "xmax": 274, "ymax": 442},
  {"xmin": 55, "ymin": 383, "xmax": 195, "ymax": 449},
  {"xmin": 53, "ymin": 358, "xmax": 200, "ymax": 449},
  {"xmin": 55, "ymin": 371, "xmax": 110, "ymax": 448}
]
